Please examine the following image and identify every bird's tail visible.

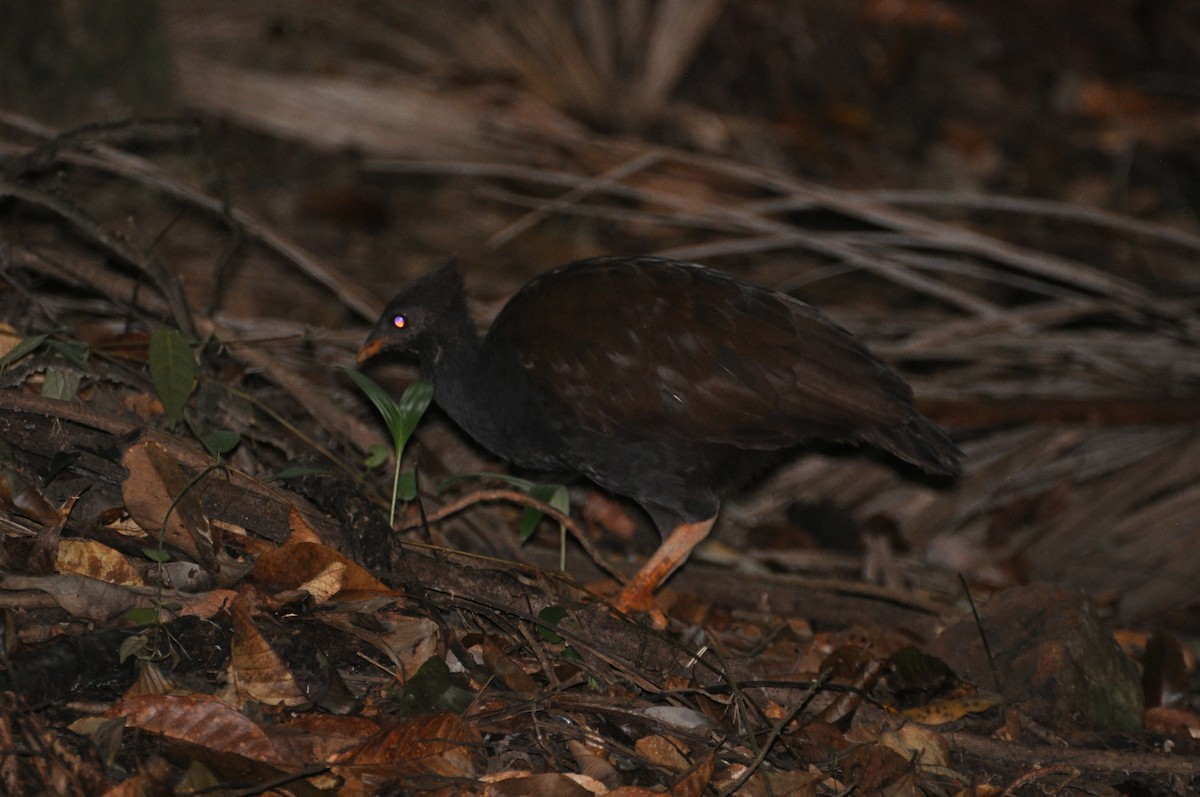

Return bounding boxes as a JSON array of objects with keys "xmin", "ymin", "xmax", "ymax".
[{"xmin": 862, "ymin": 414, "xmax": 963, "ymax": 477}]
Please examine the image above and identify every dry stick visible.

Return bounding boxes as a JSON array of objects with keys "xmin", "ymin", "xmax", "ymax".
[
  {"xmin": 959, "ymin": 574, "xmax": 1001, "ymax": 693},
  {"xmin": 375, "ymin": 144, "xmax": 1177, "ymax": 317},
  {"xmin": 683, "ymin": 150, "xmax": 1156, "ymax": 306},
  {"xmin": 0, "ymin": 114, "xmax": 379, "ymax": 322},
  {"xmin": 201, "ymin": 319, "xmax": 383, "ymax": 461},
  {"xmin": 405, "ymin": 155, "xmax": 1007, "ymax": 316},
  {"xmin": 486, "ymin": 148, "xmax": 663, "ymax": 249},
  {"xmin": 634, "ymin": 0, "xmax": 727, "ymax": 116},
  {"xmin": 868, "ymin": 189, "xmax": 1200, "ymax": 255},
  {"xmin": 717, "ymin": 669, "xmax": 833, "ymax": 797},
  {"xmin": 397, "ymin": 488, "xmax": 628, "ymax": 584},
  {"xmin": 0, "ymin": 178, "xmax": 197, "ymax": 338},
  {"xmin": 378, "ymin": 151, "xmax": 1144, "ymax": 317},
  {"xmin": 481, "ymin": 180, "xmax": 1007, "ymax": 318}
]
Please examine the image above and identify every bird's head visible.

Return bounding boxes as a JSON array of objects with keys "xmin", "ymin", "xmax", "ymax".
[{"xmin": 357, "ymin": 259, "xmax": 469, "ymax": 367}]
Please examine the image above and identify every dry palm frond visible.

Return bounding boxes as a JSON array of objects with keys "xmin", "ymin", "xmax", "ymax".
[{"xmin": 386, "ymin": 0, "xmax": 727, "ymax": 125}]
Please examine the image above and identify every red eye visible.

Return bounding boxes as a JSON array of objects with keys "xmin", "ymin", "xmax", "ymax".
[{"xmin": 393, "ymin": 315, "xmax": 407, "ymax": 330}]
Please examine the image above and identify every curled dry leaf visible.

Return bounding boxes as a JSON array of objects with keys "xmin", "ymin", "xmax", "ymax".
[
  {"xmin": 566, "ymin": 740, "xmax": 620, "ymax": 789},
  {"xmin": 286, "ymin": 504, "xmax": 323, "ymax": 544},
  {"xmin": 251, "ymin": 540, "xmax": 396, "ymax": 602}
]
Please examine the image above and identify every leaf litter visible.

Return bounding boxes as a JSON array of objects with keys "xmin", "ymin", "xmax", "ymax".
[{"xmin": 2, "ymin": 3, "xmax": 1200, "ymax": 793}]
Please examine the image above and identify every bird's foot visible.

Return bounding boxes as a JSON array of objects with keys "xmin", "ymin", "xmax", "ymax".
[{"xmin": 611, "ymin": 585, "xmax": 670, "ymax": 630}]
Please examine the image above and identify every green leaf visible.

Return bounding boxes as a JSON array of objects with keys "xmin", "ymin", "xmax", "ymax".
[
  {"xmin": 142, "ymin": 547, "xmax": 172, "ymax": 563},
  {"xmin": 398, "ymin": 469, "xmax": 419, "ymax": 502},
  {"xmin": 395, "ymin": 379, "xmax": 435, "ymax": 449},
  {"xmin": 149, "ymin": 328, "xmax": 196, "ymax": 427},
  {"xmin": 342, "ymin": 368, "xmax": 403, "ymax": 446},
  {"xmin": 536, "ymin": 605, "xmax": 568, "ymax": 644},
  {"xmin": 41, "ymin": 368, "xmax": 81, "ymax": 400},
  {"xmin": 118, "ymin": 624, "xmax": 156, "ymax": 657},
  {"xmin": 204, "ymin": 429, "xmax": 241, "ymax": 457},
  {"xmin": 364, "ymin": 443, "xmax": 389, "ymax": 470},
  {"xmin": 48, "ymin": 340, "xmax": 89, "ymax": 366},
  {"xmin": 344, "ymin": 369, "xmax": 435, "ymax": 525},
  {"xmin": 519, "ymin": 482, "xmax": 570, "ymax": 543},
  {"xmin": 0, "ymin": 333, "xmax": 48, "ymax": 369}
]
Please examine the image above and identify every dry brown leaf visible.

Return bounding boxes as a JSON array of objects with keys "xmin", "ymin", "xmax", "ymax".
[
  {"xmin": 633, "ymin": 734, "xmax": 690, "ymax": 772},
  {"xmin": 56, "ymin": 539, "xmax": 145, "ymax": 586},
  {"xmin": 110, "ymin": 693, "xmax": 286, "ymax": 765},
  {"xmin": 176, "ymin": 588, "xmax": 238, "ymax": 619},
  {"xmin": 878, "ymin": 725, "xmax": 951, "ymax": 768},
  {"xmin": 287, "ymin": 504, "xmax": 323, "ymax": 544},
  {"xmin": 478, "ymin": 635, "xmax": 539, "ymax": 692},
  {"xmin": 670, "ymin": 749, "xmax": 715, "ymax": 797},
  {"xmin": 0, "ymin": 572, "xmax": 144, "ymax": 622},
  {"xmin": 251, "ymin": 540, "xmax": 396, "ymax": 601},
  {"xmin": 482, "ymin": 772, "xmax": 602, "ymax": 796},
  {"xmin": 120, "ymin": 439, "xmax": 215, "ymax": 568},
  {"xmin": 344, "ymin": 712, "xmax": 481, "ymax": 779},
  {"xmin": 227, "ymin": 596, "xmax": 308, "ymax": 707},
  {"xmin": 900, "ymin": 694, "xmax": 1003, "ymax": 724},
  {"xmin": 321, "ymin": 609, "xmax": 438, "ymax": 682},
  {"xmin": 566, "ymin": 740, "xmax": 619, "ymax": 789}
]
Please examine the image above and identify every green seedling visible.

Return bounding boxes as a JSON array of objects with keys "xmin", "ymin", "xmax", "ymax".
[
  {"xmin": 448, "ymin": 472, "xmax": 571, "ymax": 568},
  {"xmin": 148, "ymin": 327, "xmax": 196, "ymax": 428},
  {"xmin": 343, "ymin": 368, "xmax": 434, "ymax": 525},
  {"xmin": 0, "ymin": 332, "xmax": 50, "ymax": 370}
]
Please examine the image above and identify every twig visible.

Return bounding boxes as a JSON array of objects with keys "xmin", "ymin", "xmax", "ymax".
[{"xmin": 397, "ymin": 488, "xmax": 627, "ymax": 583}]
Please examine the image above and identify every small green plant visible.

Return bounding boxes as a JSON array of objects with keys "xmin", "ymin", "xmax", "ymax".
[
  {"xmin": 343, "ymin": 368, "xmax": 434, "ymax": 525},
  {"xmin": 0, "ymin": 332, "xmax": 50, "ymax": 370},
  {"xmin": 148, "ymin": 327, "xmax": 196, "ymax": 428},
  {"xmin": 448, "ymin": 472, "xmax": 571, "ymax": 568},
  {"xmin": 148, "ymin": 327, "xmax": 243, "ymax": 464}
]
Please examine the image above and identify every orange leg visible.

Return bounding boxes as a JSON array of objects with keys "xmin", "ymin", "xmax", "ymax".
[{"xmin": 612, "ymin": 517, "xmax": 715, "ymax": 627}]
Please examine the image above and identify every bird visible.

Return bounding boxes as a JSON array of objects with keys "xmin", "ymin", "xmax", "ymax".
[{"xmin": 357, "ymin": 256, "xmax": 962, "ymax": 622}]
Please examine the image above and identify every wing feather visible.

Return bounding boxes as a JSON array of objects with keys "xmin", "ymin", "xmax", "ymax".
[{"xmin": 486, "ymin": 257, "xmax": 914, "ymax": 450}]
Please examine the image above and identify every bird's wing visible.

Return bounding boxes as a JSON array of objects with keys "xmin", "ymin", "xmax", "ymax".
[{"xmin": 486, "ymin": 257, "xmax": 914, "ymax": 450}]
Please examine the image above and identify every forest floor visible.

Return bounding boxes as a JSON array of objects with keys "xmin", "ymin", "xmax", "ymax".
[{"xmin": 1, "ymin": 2, "xmax": 1199, "ymax": 794}]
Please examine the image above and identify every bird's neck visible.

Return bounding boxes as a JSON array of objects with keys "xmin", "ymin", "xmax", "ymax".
[{"xmin": 426, "ymin": 316, "xmax": 554, "ymax": 466}]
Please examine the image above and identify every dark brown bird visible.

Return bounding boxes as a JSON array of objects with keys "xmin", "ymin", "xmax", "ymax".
[{"xmin": 358, "ymin": 256, "xmax": 961, "ymax": 619}]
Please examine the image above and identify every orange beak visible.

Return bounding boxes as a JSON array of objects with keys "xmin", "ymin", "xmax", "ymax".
[{"xmin": 356, "ymin": 337, "xmax": 385, "ymax": 364}]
